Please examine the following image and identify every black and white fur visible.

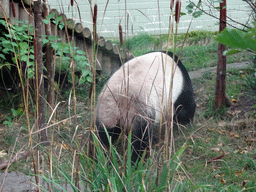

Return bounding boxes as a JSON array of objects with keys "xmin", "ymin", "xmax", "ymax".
[{"xmin": 95, "ymin": 51, "xmax": 196, "ymax": 161}]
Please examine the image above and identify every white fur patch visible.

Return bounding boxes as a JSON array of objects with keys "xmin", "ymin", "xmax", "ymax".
[{"xmin": 97, "ymin": 52, "xmax": 184, "ymax": 125}]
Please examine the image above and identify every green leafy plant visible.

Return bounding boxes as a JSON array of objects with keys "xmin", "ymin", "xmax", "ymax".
[
  {"xmin": 216, "ymin": 25, "xmax": 256, "ymax": 91},
  {"xmin": 42, "ymin": 12, "xmax": 91, "ymax": 86},
  {"xmin": 216, "ymin": 26, "xmax": 256, "ymax": 55},
  {"xmin": 186, "ymin": 1, "xmax": 203, "ymax": 18},
  {"xmin": 44, "ymin": 12, "xmax": 64, "ymax": 30},
  {"xmin": 0, "ymin": 18, "xmax": 91, "ymax": 90},
  {"xmin": 3, "ymin": 108, "xmax": 23, "ymax": 127},
  {"xmin": 0, "ymin": 20, "xmax": 34, "ymax": 77},
  {"xmin": 38, "ymin": 130, "xmax": 193, "ymax": 192},
  {"xmin": 48, "ymin": 40, "xmax": 91, "ymax": 85}
]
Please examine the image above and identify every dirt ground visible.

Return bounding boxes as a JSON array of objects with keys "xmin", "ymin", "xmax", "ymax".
[{"xmin": 190, "ymin": 60, "xmax": 256, "ymax": 119}]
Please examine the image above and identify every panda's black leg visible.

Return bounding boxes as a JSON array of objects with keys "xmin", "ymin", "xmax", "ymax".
[
  {"xmin": 96, "ymin": 121, "xmax": 121, "ymax": 148},
  {"xmin": 98, "ymin": 128, "xmax": 110, "ymax": 148},
  {"xmin": 130, "ymin": 116, "xmax": 154, "ymax": 163}
]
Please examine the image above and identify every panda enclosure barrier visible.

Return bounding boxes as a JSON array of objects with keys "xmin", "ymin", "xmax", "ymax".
[{"xmin": 0, "ymin": 0, "xmax": 131, "ymax": 84}]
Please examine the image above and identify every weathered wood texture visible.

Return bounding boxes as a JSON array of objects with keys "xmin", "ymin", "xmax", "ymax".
[{"xmin": 0, "ymin": 0, "xmax": 132, "ymax": 76}]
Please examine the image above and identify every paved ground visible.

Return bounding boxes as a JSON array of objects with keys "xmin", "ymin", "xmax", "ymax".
[
  {"xmin": 189, "ymin": 61, "xmax": 250, "ymax": 79},
  {"xmin": 0, "ymin": 61, "xmax": 252, "ymax": 192},
  {"xmin": 0, "ymin": 171, "xmax": 77, "ymax": 192},
  {"xmin": 0, "ymin": 172, "xmax": 38, "ymax": 192}
]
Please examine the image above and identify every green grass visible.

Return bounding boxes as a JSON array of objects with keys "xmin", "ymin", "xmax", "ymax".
[
  {"xmin": 178, "ymin": 64, "xmax": 256, "ymax": 191},
  {"xmin": 177, "ymin": 42, "xmax": 218, "ymax": 71},
  {"xmin": 177, "ymin": 120, "xmax": 256, "ymax": 191},
  {"xmin": 1, "ymin": 30, "xmax": 256, "ymax": 191},
  {"xmin": 43, "ymin": 51, "xmax": 256, "ymax": 190},
  {"xmin": 111, "ymin": 31, "xmax": 253, "ymax": 72}
]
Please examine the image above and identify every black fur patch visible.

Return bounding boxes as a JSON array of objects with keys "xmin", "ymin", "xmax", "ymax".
[
  {"xmin": 96, "ymin": 105, "xmax": 156, "ymax": 162},
  {"xmin": 163, "ymin": 51, "xmax": 196, "ymax": 124}
]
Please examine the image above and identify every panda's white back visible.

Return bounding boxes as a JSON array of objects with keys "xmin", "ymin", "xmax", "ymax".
[{"xmin": 97, "ymin": 52, "xmax": 184, "ymax": 125}]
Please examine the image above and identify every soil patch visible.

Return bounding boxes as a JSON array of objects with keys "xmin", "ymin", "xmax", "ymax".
[{"xmin": 227, "ymin": 94, "xmax": 256, "ymax": 119}]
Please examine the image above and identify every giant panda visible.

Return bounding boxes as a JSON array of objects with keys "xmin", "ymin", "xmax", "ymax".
[{"xmin": 95, "ymin": 51, "xmax": 196, "ymax": 162}]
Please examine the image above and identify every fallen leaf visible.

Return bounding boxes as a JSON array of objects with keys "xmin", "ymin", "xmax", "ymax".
[
  {"xmin": 0, "ymin": 150, "xmax": 7, "ymax": 158},
  {"xmin": 218, "ymin": 129, "xmax": 226, "ymax": 134},
  {"xmin": 234, "ymin": 110, "xmax": 242, "ymax": 114},
  {"xmin": 242, "ymin": 180, "xmax": 249, "ymax": 187},
  {"xmin": 227, "ymin": 110, "xmax": 242, "ymax": 116},
  {"xmin": 232, "ymin": 99, "xmax": 238, "ymax": 103},
  {"xmin": 234, "ymin": 149, "xmax": 239, "ymax": 154},
  {"xmin": 218, "ymin": 121, "xmax": 226, "ymax": 127},
  {"xmin": 220, "ymin": 151, "xmax": 229, "ymax": 155},
  {"xmin": 235, "ymin": 171, "xmax": 243, "ymax": 176},
  {"xmin": 205, "ymin": 137, "xmax": 211, "ymax": 143},
  {"xmin": 240, "ymin": 149, "xmax": 248, "ymax": 154},
  {"xmin": 234, "ymin": 134, "xmax": 240, "ymax": 138},
  {"xmin": 245, "ymin": 138, "xmax": 255, "ymax": 145},
  {"xmin": 220, "ymin": 179, "xmax": 226, "ymax": 184},
  {"xmin": 234, "ymin": 149, "xmax": 248, "ymax": 154},
  {"xmin": 211, "ymin": 148, "xmax": 220, "ymax": 152},
  {"xmin": 214, "ymin": 174, "xmax": 221, "ymax": 178},
  {"xmin": 214, "ymin": 174, "xmax": 225, "ymax": 178},
  {"xmin": 229, "ymin": 131, "xmax": 240, "ymax": 138},
  {"xmin": 239, "ymin": 70, "xmax": 247, "ymax": 75}
]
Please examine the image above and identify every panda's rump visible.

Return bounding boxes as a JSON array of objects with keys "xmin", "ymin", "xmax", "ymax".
[{"xmin": 97, "ymin": 52, "xmax": 185, "ymax": 128}]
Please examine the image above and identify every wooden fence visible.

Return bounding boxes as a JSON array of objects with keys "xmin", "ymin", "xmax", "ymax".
[{"xmin": 0, "ymin": 0, "xmax": 131, "ymax": 76}]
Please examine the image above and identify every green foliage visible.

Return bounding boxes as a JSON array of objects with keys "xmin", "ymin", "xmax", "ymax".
[
  {"xmin": 245, "ymin": 71, "xmax": 256, "ymax": 91},
  {"xmin": 124, "ymin": 33, "xmax": 159, "ymax": 56},
  {"xmin": 216, "ymin": 26, "xmax": 256, "ymax": 54},
  {"xmin": 3, "ymin": 108, "xmax": 23, "ymax": 127},
  {"xmin": 43, "ymin": 12, "xmax": 91, "ymax": 85},
  {"xmin": 216, "ymin": 26, "xmax": 256, "ymax": 91},
  {"xmin": 43, "ymin": 12, "xmax": 91, "ymax": 86},
  {"xmin": 111, "ymin": 31, "xmax": 249, "ymax": 73},
  {"xmin": 203, "ymin": 96, "xmax": 228, "ymax": 118},
  {"xmin": 48, "ymin": 40, "xmax": 91, "ymax": 85},
  {"xmin": 114, "ymin": 31, "xmax": 219, "ymax": 59},
  {"xmin": 40, "ymin": 132, "xmax": 194, "ymax": 191},
  {"xmin": 185, "ymin": 2, "xmax": 203, "ymax": 18},
  {"xmin": 174, "ymin": 41, "xmax": 219, "ymax": 71},
  {"xmin": 0, "ymin": 19, "xmax": 91, "ymax": 87},
  {"xmin": 0, "ymin": 20, "xmax": 34, "ymax": 78},
  {"xmin": 43, "ymin": 12, "xmax": 64, "ymax": 30}
]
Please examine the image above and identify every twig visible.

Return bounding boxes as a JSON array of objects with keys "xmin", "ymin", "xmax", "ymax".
[
  {"xmin": 206, "ymin": 154, "xmax": 224, "ymax": 164},
  {"xmin": 189, "ymin": 1, "xmax": 250, "ymax": 32}
]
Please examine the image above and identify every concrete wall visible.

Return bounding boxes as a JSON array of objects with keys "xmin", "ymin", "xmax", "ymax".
[{"xmin": 48, "ymin": 0, "xmax": 252, "ymax": 38}]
